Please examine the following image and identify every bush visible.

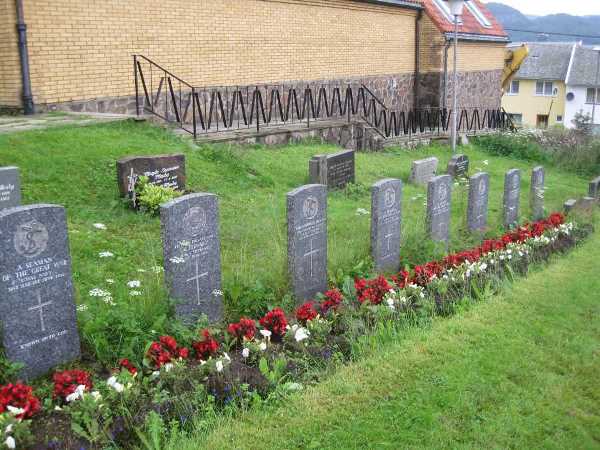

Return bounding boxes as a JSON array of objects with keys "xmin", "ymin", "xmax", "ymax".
[{"xmin": 135, "ymin": 176, "xmax": 182, "ymax": 215}]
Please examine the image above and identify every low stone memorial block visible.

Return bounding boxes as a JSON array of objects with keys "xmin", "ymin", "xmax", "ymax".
[
  {"xmin": 563, "ymin": 199, "xmax": 577, "ymax": 214},
  {"xmin": 409, "ymin": 157, "xmax": 438, "ymax": 185},
  {"xmin": 467, "ymin": 172, "xmax": 490, "ymax": 232},
  {"xmin": 0, "ymin": 205, "xmax": 80, "ymax": 379},
  {"xmin": 589, "ymin": 176, "xmax": 600, "ymax": 200},
  {"xmin": 427, "ymin": 175, "xmax": 452, "ymax": 243},
  {"xmin": 309, "ymin": 150, "xmax": 355, "ymax": 189},
  {"xmin": 287, "ymin": 184, "xmax": 328, "ymax": 302},
  {"xmin": 116, "ymin": 154, "xmax": 186, "ymax": 198},
  {"xmin": 161, "ymin": 193, "xmax": 222, "ymax": 323},
  {"xmin": 0, "ymin": 166, "xmax": 21, "ymax": 210},
  {"xmin": 574, "ymin": 197, "xmax": 596, "ymax": 214},
  {"xmin": 447, "ymin": 154, "xmax": 469, "ymax": 178},
  {"xmin": 503, "ymin": 169, "xmax": 521, "ymax": 229},
  {"xmin": 371, "ymin": 179, "xmax": 402, "ymax": 273},
  {"xmin": 530, "ymin": 166, "xmax": 545, "ymax": 220}
]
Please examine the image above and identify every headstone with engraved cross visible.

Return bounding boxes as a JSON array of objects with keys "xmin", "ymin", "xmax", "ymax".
[
  {"xmin": 426, "ymin": 175, "xmax": 452, "ymax": 243},
  {"xmin": 503, "ymin": 169, "xmax": 521, "ymax": 229},
  {"xmin": 160, "ymin": 193, "xmax": 222, "ymax": 323},
  {"xmin": 0, "ymin": 167, "xmax": 21, "ymax": 211},
  {"xmin": 467, "ymin": 172, "xmax": 490, "ymax": 232},
  {"xmin": 371, "ymin": 179, "xmax": 402, "ymax": 273},
  {"xmin": 287, "ymin": 184, "xmax": 328, "ymax": 303},
  {"xmin": 530, "ymin": 166, "xmax": 545, "ymax": 221},
  {"xmin": 0, "ymin": 205, "xmax": 80, "ymax": 380}
]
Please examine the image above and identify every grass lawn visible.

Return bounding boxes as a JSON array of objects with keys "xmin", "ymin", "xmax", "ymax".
[
  {"xmin": 0, "ymin": 120, "xmax": 590, "ymax": 364},
  {"xmin": 181, "ymin": 229, "xmax": 600, "ymax": 450}
]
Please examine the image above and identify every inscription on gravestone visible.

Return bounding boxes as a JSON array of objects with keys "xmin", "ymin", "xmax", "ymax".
[
  {"xmin": 116, "ymin": 154, "xmax": 186, "ymax": 198},
  {"xmin": 410, "ymin": 157, "xmax": 438, "ymax": 185},
  {"xmin": 589, "ymin": 176, "xmax": 600, "ymax": 200},
  {"xmin": 371, "ymin": 179, "xmax": 402, "ymax": 273},
  {"xmin": 287, "ymin": 185, "xmax": 328, "ymax": 302},
  {"xmin": 467, "ymin": 172, "xmax": 490, "ymax": 232},
  {"xmin": 161, "ymin": 193, "xmax": 222, "ymax": 323},
  {"xmin": 427, "ymin": 175, "xmax": 452, "ymax": 243},
  {"xmin": 530, "ymin": 166, "xmax": 545, "ymax": 220},
  {"xmin": 0, "ymin": 205, "xmax": 80, "ymax": 380},
  {"xmin": 309, "ymin": 150, "xmax": 355, "ymax": 189},
  {"xmin": 447, "ymin": 154, "xmax": 469, "ymax": 178},
  {"xmin": 503, "ymin": 169, "xmax": 521, "ymax": 229},
  {"xmin": 0, "ymin": 166, "xmax": 21, "ymax": 210}
]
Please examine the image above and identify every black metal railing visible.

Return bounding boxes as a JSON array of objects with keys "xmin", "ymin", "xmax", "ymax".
[{"xmin": 134, "ymin": 55, "xmax": 510, "ymax": 139}]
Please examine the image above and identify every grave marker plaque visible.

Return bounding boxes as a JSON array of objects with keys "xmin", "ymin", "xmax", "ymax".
[
  {"xmin": 588, "ymin": 176, "xmax": 600, "ymax": 200},
  {"xmin": 467, "ymin": 172, "xmax": 490, "ymax": 232},
  {"xmin": 371, "ymin": 179, "xmax": 402, "ymax": 273},
  {"xmin": 530, "ymin": 166, "xmax": 545, "ymax": 220},
  {"xmin": 116, "ymin": 154, "xmax": 186, "ymax": 198},
  {"xmin": 309, "ymin": 150, "xmax": 355, "ymax": 189},
  {"xmin": 447, "ymin": 154, "xmax": 469, "ymax": 178},
  {"xmin": 503, "ymin": 169, "xmax": 521, "ymax": 229},
  {"xmin": 427, "ymin": 175, "xmax": 452, "ymax": 243},
  {"xmin": 0, "ymin": 205, "xmax": 80, "ymax": 380},
  {"xmin": 409, "ymin": 157, "xmax": 438, "ymax": 185},
  {"xmin": 0, "ymin": 167, "xmax": 21, "ymax": 210},
  {"xmin": 287, "ymin": 184, "xmax": 328, "ymax": 302},
  {"xmin": 563, "ymin": 199, "xmax": 577, "ymax": 214},
  {"xmin": 161, "ymin": 193, "xmax": 222, "ymax": 323}
]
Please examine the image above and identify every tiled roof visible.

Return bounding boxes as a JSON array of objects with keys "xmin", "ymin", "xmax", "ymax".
[
  {"xmin": 514, "ymin": 42, "xmax": 575, "ymax": 81},
  {"xmin": 420, "ymin": 0, "xmax": 508, "ymax": 40},
  {"xmin": 567, "ymin": 45, "xmax": 600, "ymax": 86}
]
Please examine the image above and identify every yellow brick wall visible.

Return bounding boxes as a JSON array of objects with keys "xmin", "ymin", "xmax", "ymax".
[
  {"xmin": 6, "ymin": 0, "xmax": 418, "ymax": 107},
  {"xmin": 419, "ymin": 15, "xmax": 446, "ymax": 73},
  {"xmin": 0, "ymin": 0, "xmax": 21, "ymax": 107}
]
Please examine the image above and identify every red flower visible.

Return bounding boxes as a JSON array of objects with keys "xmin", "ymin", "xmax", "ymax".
[
  {"xmin": 146, "ymin": 335, "xmax": 188, "ymax": 368},
  {"xmin": 355, "ymin": 275, "xmax": 392, "ymax": 305},
  {"xmin": 259, "ymin": 308, "xmax": 288, "ymax": 338},
  {"xmin": 52, "ymin": 370, "xmax": 93, "ymax": 401},
  {"xmin": 227, "ymin": 318, "xmax": 257, "ymax": 341},
  {"xmin": 296, "ymin": 301, "xmax": 318, "ymax": 323},
  {"xmin": 159, "ymin": 335, "xmax": 178, "ymax": 353},
  {"xmin": 192, "ymin": 329, "xmax": 219, "ymax": 361},
  {"xmin": 391, "ymin": 271, "xmax": 410, "ymax": 289},
  {"xmin": 0, "ymin": 383, "xmax": 41, "ymax": 419},
  {"xmin": 118, "ymin": 358, "xmax": 138, "ymax": 375},
  {"xmin": 320, "ymin": 289, "xmax": 344, "ymax": 314}
]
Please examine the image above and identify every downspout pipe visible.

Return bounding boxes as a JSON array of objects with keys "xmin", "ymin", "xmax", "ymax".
[
  {"xmin": 16, "ymin": 0, "xmax": 34, "ymax": 115},
  {"xmin": 413, "ymin": 9, "xmax": 423, "ymax": 111}
]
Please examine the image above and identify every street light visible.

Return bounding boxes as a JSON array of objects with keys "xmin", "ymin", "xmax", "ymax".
[{"xmin": 444, "ymin": 0, "xmax": 466, "ymax": 154}]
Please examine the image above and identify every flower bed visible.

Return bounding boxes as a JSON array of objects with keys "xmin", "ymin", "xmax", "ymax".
[{"xmin": 0, "ymin": 213, "xmax": 591, "ymax": 449}]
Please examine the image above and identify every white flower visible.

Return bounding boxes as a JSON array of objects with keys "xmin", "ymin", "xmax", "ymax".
[
  {"xmin": 5, "ymin": 424, "xmax": 13, "ymax": 434},
  {"xmin": 90, "ymin": 391, "xmax": 102, "ymax": 401},
  {"xmin": 127, "ymin": 280, "xmax": 141, "ymax": 288},
  {"xmin": 99, "ymin": 251, "xmax": 114, "ymax": 258},
  {"xmin": 212, "ymin": 289, "xmax": 223, "ymax": 297},
  {"xmin": 93, "ymin": 223, "xmax": 107, "ymax": 230},
  {"xmin": 259, "ymin": 329, "xmax": 272, "ymax": 338},
  {"xmin": 106, "ymin": 278, "xmax": 115, "ymax": 284},
  {"xmin": 136, "ymin": 269, "xmax": 147, "ymax": 273},
  {"xmin": 355, "ymin": 208, "xmax": 370, "ymax": 216},
  {"xmin": 294, "ymin": 327, "xmax": 310, "ymax": 342},
  {"xmin": 66, "ymin": 385, "xmax": 87, "ymax": 403},
  {"xmin": 216, "ymin": 360, "xmax": 224, "ymax": 372},
  {"xmin": 386, "ymin": 298, "xmax": 395, "ymax": 311},
  {"xmin": 129, "ymin": 290, "xmax": 142, "ymax": 296},
  {"xmin": 5, "ymin": 436, "xmax": 15, "ymax": 450},
  {"xmin": 76, "ymin": 304, "xmax": 88, "ymax": 312},
  {"xmin": 6, "ymin": 406, "xmax": 24, "ymax": 417},
  {"xmin": 163, "ymin": 363, "xmax": 173, "ymax": 372},
  {"xmin": 107, "ymin": 376, "xmax": 124, "ymax": 393},
  {"xmin": 483, "ymin": 160, "xmax": 489, "ymax": 165},
  {"xmin": 89, "ymin": 288, "xmax": 111, "ymax": 298},
  {"xmin": 259, "ymin": 342, "xmax": 267, "ymax": 351},
  {"xmin": 224, "ymin": 352, "xmax": 231, "ymax": 362},
  {"xmin": 151, "ymin": 371, "xmax": 160, "ymax": 379},
  {"xmin": 242, "ymin": 348, "xmax": 250, "ymax": 358}
]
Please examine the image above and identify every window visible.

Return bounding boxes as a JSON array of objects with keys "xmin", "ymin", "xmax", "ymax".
[
  {"xmin": 536, "ymin": 81, "xmax": 554, "ymax": 96},
  {"xmin": 509, "ymin": 113, "xmax": 523, "ymax": 126},
  {"xmin": 465, "ymin": 1, "xmax": 492, "ymax": 28},
  {"xmin": 432, "ymin": 0, "xmax": 463, "ymax": 24},
  {"xmin": 507, "ymin": 80, "xmax": 520, "ymax": 95},
  {"xmin": 586, "ymin": 88, "xmax": 599, "ymax": 104},
  {"xmin": 557, "ymin": 115, "xmax": 563, "ymax": 122}
]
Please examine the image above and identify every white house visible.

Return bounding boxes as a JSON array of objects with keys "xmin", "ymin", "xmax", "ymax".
[{"xmin": 565, "ymin": 44, "xmax": 600, "ymax": 130}]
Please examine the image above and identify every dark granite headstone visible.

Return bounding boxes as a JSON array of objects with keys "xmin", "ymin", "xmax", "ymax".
[
  {"xmin": 503, "ymin": 169, "xmax": 521, "ymax": 229},
  {"xmin": 588, "ymin": 176, "xmax": 600, "ymax": 200},
  {"xmin": 0, "ymin": 167, "xmax": 21, "ymax": 211},
  {"xmin": 563, "ymin": 199, "xmax": 577, "ymax": 214},
  {"xmin": 0, "ymin": 205, "xmax": 80, "ymax": 380},
  {"xmin": 427, "ymin": 175, "xmax": 452, "ymax": 243},
  {"xmin": 467, "ymin": 172, "xmax": 490, "ymax": 232},
  {"xmin": 116, "ymin": 154, "xmax": 186, "ymax": 198},
  {"xmin": 447, "ymin": 154, "xmax": 469, "ymax": 178},
  {"xmin": 410, "ymin": 157, "xmax": 438, "ymax": 185},
  {"xmin": 309, "ymin": 150, "xmax": 355, "ymax": 189},
  {"xmin": 371, "ymin": 179, "xmax": 402, "ymax": 273},
  {"xmin": 287, "ymin": 184, "xmax": 328, "ymax": 302},
  {"xmin": 530, "ymin": 166, "xmax": 545, "ymax": 220},
  {"xmin": 160, "ymin": 193, "xmax": 222, "ymax": 323}
]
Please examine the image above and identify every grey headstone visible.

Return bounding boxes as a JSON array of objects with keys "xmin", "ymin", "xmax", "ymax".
[
  {"xmin": 530, "ymin": 166, "xmax": 545, "ymax": 220},
  {"xmin": 575, "ymin": 197, "xmax": 596, "ymax": 214},
  {"xmin": 503, "ymin": 169, "xmax": 521, "ymax": 229},
  {"xmin": 287, "ymin": 185, "xmax": 328, "ymax": 302},
  {"xmin": 588, "ymin": 176, "xmax": 600, "ymax": 200},
  {"xmin": 409, "ymin": 157, "xmax": 438, "ymax": 185},
  {"xmin": 160, "ymin": 193, "xmax": 222, "ymax": 323},
  {"xmin": 427, "ymin": 175, "xmax": 452, "ymax": 243},
  {"xmin": 0, "ymin": 205, "xmax": 80, "ymax": 380},
  {"xmin": 447, "ymin": 154, "xmax": 469, "ymax": 178},
  {"xmin": 460, "ymin": 134, "xmax": 470, "ymax": 146},
  {"xmin": 116, "ymin": 154, "xmax": 186, "ymax": 198},
  {"xmin": 371, "ymin": 179, "xmax": 402, "ymax": 273},
  {"xmin": 0, "ymin": 167, "xmax": 21, "ymax": 211},
  {"xmin": 467, "ymin": 172, "xmax": 490, "ymax": 232},
  {"xmin": 563, "ymin": 199, "xmax": 577, "ymax": 214},
  {"xmin": 309, "ymin": 150, "xmax": 355, "ymax": 189}
]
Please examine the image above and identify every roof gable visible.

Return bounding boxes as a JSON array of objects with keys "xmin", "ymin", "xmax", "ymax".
[
  {"xmin": 567, "ymin": 45, "xmax": 600, "ymax": 86},
  {"xmin": 515, "ymin": 42, "xmax": 575, "ymax": 81}
]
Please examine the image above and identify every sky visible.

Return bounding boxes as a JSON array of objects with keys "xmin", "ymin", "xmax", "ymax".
[{"xmin": 485, "ymin": 0, "xmax": 600, "ymax": 16}]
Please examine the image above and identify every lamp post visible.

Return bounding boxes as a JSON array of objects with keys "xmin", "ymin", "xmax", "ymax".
[{"xmin": 445, "ymin": 0, "xmax": 465, "ymax": 154}]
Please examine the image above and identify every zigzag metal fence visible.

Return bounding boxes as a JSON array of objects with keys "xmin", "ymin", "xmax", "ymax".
[{"xmin": 134, "ymin": 55, "xmax": 511, "ymax": 139}]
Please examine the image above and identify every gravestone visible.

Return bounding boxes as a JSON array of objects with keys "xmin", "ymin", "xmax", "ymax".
[
  {"xmin": 589, "ymin": 176, "xmax": 600, "ymax": 200},
  {"xmin": 426, "ymin": 175, "xmax": 452, "ymax": 243},
  {"xmin": 0, "ymin": 167, "xmax": 21, "ymax": 210},
  {"xmin": 160, "ymin": 193, "xmax": 222, "ymax": 323},
  {"xmin": 467, "ymin": 172, "xmax": 490, "ymax": 232},
  {"xmin": 563, "ymin": 199, "xmax": 577, "ymax": 214},
  {"xmin": 503, "ymin": 169, "xmax": 521, "ymax": 229},
  {"xmin": 0, "ymin": 205, "xmax": 80, "ymax": 380},
  {"xmin": 447, "ymin": 154, "xmax": 469, "ymax": 178},
  {"xmin": 530, "ymin": 166, "xmax": 545, "ymax": 220},
  {"xmin": 287, "ymin": 184, "xmax": 328, "ymax": 302},
  {"xmin": 409, "ymin": 157, "xmax": 438, "ymax": 185},
  {"xmin": 574, "ymin": 197, "xmax": 596, "ymax": 214},
  {"xmin": 309, "ymin": 150, "xmax": 355, "ymax": 189},
  {"xmin": 116, "ymin": 154, "xmax": 186, "ymax": 198},
  {"xmin": 371, "ymin": 179, "xmax": 402, "ymax": 273}
]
